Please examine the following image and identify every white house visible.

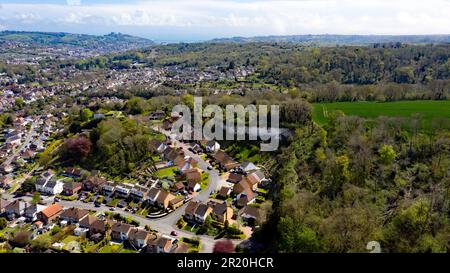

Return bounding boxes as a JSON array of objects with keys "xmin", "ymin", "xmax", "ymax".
[{"xmin": 42, "ymin": 179, "xmax": 64, "ymax": 195}]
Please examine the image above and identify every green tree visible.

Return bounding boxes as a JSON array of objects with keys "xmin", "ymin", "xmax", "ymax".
[
  {"xmin": 32, "ymin": 192, "xmax": 41, "ymax": 205},
  {"xmin": 278, "ymin": 216, "xmax": 322, "ymax": 253},
  {"xmin": 379, "ymin": 145, "xmax": 397, "ymax": 165},
  {"xmin": 81, "ymin": 108, "xmax": 94, "ymax": 122}
]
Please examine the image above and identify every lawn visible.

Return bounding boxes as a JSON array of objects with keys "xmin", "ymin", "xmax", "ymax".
[
  {"xmin": 84, "ymin": 241, "xmax": 103, "ymax": 253},
  {"xmin": 107, "ymin": 198, "xmax": 121, "ymax": 207},
  {"xmin": 200, "ymin": 173, "xmax": 210, "ymax": 190},
  {"xmin": 313, "ymin": 100, "xmax": 450, "ymax": 130},
  {"xmin": 98, "ymin": 243, "xmax": 123, "ymax": 253},
  {"xmin": 61, "ymin": 235, "xmax": 78, "ymax": 245},
  {"xmin": 154, "ymin": 166, "xmax": 178, "ymax": 178}
]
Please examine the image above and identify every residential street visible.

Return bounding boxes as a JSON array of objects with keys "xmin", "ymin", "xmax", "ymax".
[
  {"xmin": 1, "ymin": 127, "xmax": 247, "ymax": 253},
  {"xmin": 1, "ymin": 120, "xmax": 37, "ymax": 168}
]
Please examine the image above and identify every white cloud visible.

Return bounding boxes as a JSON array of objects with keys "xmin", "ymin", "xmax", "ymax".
[
  {"xmin": 66, "ymin": 0, "xmax": 81, "ymax": 6},
  {"xmin": 0, "ymin": 0, "xmax": 449, "ymax": 38}
]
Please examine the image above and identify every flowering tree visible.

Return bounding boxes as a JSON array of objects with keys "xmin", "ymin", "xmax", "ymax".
[{"xmin": 213, "ymin": 240, "xmax": 234, "ymax": 253}]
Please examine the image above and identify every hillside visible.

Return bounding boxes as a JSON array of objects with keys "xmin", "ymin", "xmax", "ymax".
[
  {"xmin": 210, "ymin": 34, "xmax": 450, "ymax": 45},
  {"xmin": 0, "ymin": 31, "xmax": 154, "ymax": 49}
]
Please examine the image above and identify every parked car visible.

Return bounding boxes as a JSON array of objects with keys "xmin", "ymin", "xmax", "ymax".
[{"xmin": 170, "ymin": 231, "xmax": 178, "ymax": 236}]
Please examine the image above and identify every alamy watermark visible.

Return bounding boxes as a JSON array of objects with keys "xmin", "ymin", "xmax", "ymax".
[{"xmin": 170, "ymin": 97, "xmax": 280, "ymax": 151}]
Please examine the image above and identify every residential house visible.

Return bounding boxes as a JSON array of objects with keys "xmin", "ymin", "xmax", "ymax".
[
  {"xmin": 129, "ymin": 185, "xmax": 149, "ymax": 202},
  {"xmin": 246, "ymin": 170, "xmax": 266, "ymax": 188},
  {"xmin": 128, "ymin": 228, "xmax": 151, "ymax": 249},
  {"xmin": 185, "ymin": 169, "xmax": 201, "ymax": 192},
  {"xmin": 114, "ymin": 184, "xmax": 132, "ymax": 198},
  {"xmin": 42, "ymin": 179, "xmax": 64, "ymax": 195},
  {"xmin": 63, "ymin": 182, "xmax": 82, "ymax": 196},
  {"xmin": 240, "ymin": 161, "xmax": 259, "ymax": 173},
  {"xmin": 149, "ymin": 140, "xmax": 166, "ymax": 154},
  {"xmin": 79, "ymin": 215, "xmax": 97, "ymax": 230},
  {"xmin": 218, "ymin": 186, "xmax": 232, "ymax": 198},
  {"xmin": 171, "ymin": 182, "xmax": 185, "ymax": 193},
  {"xmin": 193, "ymin": 203, "xmax": 212, "ymax": 223},
  {"xmin": 24, "ymin": 204, "xmax": 47, "ymax": 221},
  {"xmin": 74, "ymin": 226, "xmax": 89, "ymax": 237},
  {"xmin": 155, "ymin": 190, "xmax": 175, "ymax": 209},
  {"xmin": 213, "ymin": 150, "xmax": 240, "ymax": 171},
  {"xmin": 5, "ymin": 200, "xmax": 29, "ymax": 220},
  {"xmin": 83, "ymin": 176, "xmax": 106, "ymax": 192},
  {"xmin": 147, "ymin": 188, "xmax": 161, "ymax": 205},
  {"xmin": 169, "ymin": 196, "xmax": 184, "ymax": 210},
  {"xmin": 205, "ymin": 140, "xmax": 220, "ymax": 153},
  {"xmin": 210, "ymin": 201, "xmax": 233, "ymax": 224},
  {"xmin": 111, "ymin": 222, "xmax": 133, "ymax": 241},
  {"xmin": 101, "ymin": 182, "xmax": 116, "ymax": 196},
  {"xmin": 245, "ymin": 173, "xmax": 260, "ymax": 191},
  {"xmin": 184, "ymin": 201, "xmax": 200, "ymax": 222},
  {"xmin": 35, "ymin": 177, "xmax": 49, "ymax": 192},
  {"xmin": 59, "ymin": 207, "xmax": 89, "ymax": 224},
  {"xmin": 240, "ymin": 205, "xmax": 260, "ymax": 226},
  {"xmin": 79, "ymin": 215, "xmax": 111, "ymax": 236},
  {"xmin": 145, "ymin": 234, "xmax": 173, "ymax": 253},
  {"xmin": 39, "ymin": 203, "xmax": 63, "ymax": 224},
  {"xmin": 0, "ymin": 199, "xmax": 11, "ymax": 214},
  {"xmin": 233, "ymin": 178, "xmax": 255, "ymax": 207},
  {"xmin": 63, "ymin": 167, "xmax": 82, "ymax": 178},
  {"xmin": 227, "ymin": 173, "xmax": 243, "ymax": 184}
]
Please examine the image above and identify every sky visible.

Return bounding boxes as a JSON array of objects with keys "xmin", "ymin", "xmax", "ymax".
[{"xmin": 0, "ymin": 0, "xmax": 449, "ymax": 42}]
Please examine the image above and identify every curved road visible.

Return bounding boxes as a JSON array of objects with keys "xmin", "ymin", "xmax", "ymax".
[{"xmin": 2, "ymin": 128, "xmax": 245, "ymax": 253}]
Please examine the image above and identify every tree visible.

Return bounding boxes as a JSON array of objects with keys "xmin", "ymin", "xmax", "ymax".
[
  {"xmin": 32, "ymin": 192, "xmax": 41, "ymax": 205},
  {"xmin": 81, "ymin": 108, "xmax": 93, "ymax": 122},
  {"xmin": 213, "ymin": 240, "xmax": 235, "ymax": 253},
  {"xmin": 126, "ymin": 97, "xmax": 148, "ymax": 114},
  {"xmin": 9, "ymin": 231, "xmax": 31, "ymax": 248},
  {"xmin": 0, "ymin": 217, "xmax": 7, "ymax": 230},
  {"xmin": 18, "ymin": 177, "xmax": 36, "ymax": 194},
  {"xmin": 29, "ymin": 236, "xmax": 51, "ymax": 252},
  {"xmin": 63, "ymin": 135, "xmax": 92, "ymax": 159},
  {"xmin": 379, "ymin": 145, "xmax": 397, "ymax": 165},
  {"xmin": 278, "ymin": 216, "xmax": 322, "ymax": 253}
]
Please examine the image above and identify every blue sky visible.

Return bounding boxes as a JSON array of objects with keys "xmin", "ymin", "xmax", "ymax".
[{"xmin": 0, "ymin": 0, "xmax": 449, "ymax": 42}]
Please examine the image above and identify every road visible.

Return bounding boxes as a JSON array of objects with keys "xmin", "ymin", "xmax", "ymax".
[
  {"xmin": 1, "ymin": 127, "xmax": 245, "ymax": 253},
  {"xmin": 1, "ymin": 120, "xmax": 37, "ymax": 168}
]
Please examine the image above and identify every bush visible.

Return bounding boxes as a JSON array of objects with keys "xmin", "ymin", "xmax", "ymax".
[
  {"xmin": 0, "ymin": 217, "xmax": 7, "ymax": 230},
  {"xmin": 50, "ymin": 226, "xmax": 61, "ymax": 236}
]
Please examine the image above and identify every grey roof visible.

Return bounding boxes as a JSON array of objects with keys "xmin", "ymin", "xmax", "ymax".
[
  {"xmin": 45, "ymin": 179, "xmax": 58, "ymax": 188},
  {"xmin": 35, "ymin": 177, "xmax": 48, "ymax": 186},
  {"xmin": 194, "ymin": 203, "xmax": 210, "ymax": 217}
]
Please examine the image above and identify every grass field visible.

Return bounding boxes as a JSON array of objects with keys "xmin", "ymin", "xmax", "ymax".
[{"xmin": 313, "ymin": 100, "xmax": 450, "ymax": 130}]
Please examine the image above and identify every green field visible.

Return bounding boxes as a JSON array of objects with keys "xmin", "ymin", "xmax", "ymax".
[{"xmin": 313, "ymin": 100, "xmax": 450, "ymax": 130}]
